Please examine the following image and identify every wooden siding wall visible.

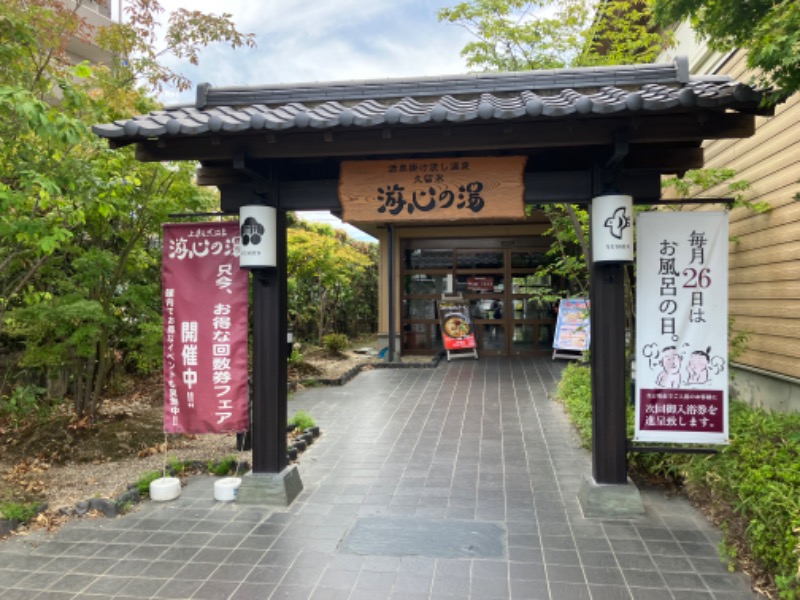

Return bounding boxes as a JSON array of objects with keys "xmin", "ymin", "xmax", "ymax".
[{"xmin": 697, "ymin": 50, "xmax": 800, "ymax": 378}]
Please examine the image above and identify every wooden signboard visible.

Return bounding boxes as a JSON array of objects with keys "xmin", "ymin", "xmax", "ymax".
[{"xmin": 339, "ymin": 156, "xmax": 527, "ymax": 224}]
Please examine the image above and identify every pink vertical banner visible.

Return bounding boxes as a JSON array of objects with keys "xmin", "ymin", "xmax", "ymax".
[
  {"xmin": 635, "ymin": 212, "xmax": 729, "ymax": 444},
  {"xmin": 162, "ymin": 222, "xmax": 249, "ymax": 434}
]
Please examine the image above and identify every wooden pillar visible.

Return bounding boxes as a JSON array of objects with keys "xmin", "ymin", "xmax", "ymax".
[
  {"xmin": 589, "ymin": 257, "xmax": 628, "ymax": 484},
  {"xmin": 251, "ymin": 209, "xmax": 288, "ymax": 473}
]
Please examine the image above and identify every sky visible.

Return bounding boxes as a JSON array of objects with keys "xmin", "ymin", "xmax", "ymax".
[{"xmin": 125, "ymin": 1, "xmax": 474, "ymax": 241}]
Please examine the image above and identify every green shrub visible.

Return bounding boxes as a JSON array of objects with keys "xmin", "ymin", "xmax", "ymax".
[
  {"xmin": 322, "ymin": 333, "xmax": 348, "ymax": 356},
  {"xmin": 0, "ymin": 501, "xmax": 39, "ymax": 524},
  {"xmin": 554, "ymin": 364, "xmax": 800, "ymax": 597},
  {"xmin": 0, "ymin": 384, "xmax": 48, "ymax": 425},
  {"xmin": 555, "ymin": 363, "xmax": 593, "ymax": 447},
  {"xmin": 207, "ymin": 456, "xmax": 238, "ymax": 476},
  {"xmin": 134, "ymin": 470, "xmax": 163, "ymax": 496},
  {"xmin": 288, "ymin": 347, "xmax": 304, "ymax": 367},
  {"xmin": 289, "ymin": 410, "xmax": 316, "ymax": 431}
]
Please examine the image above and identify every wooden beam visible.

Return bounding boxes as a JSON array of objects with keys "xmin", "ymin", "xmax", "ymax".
[
  {"xmin": 134, "ymin": 112, "xmax": 756, "ymax": 163},
  {"xmin": 215, "ymin": 169, "xmax": 662, "ymax": 213}
]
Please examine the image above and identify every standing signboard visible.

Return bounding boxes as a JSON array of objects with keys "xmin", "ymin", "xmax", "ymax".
[
  {"xmin": 552, "ymin": 298, "xmax": 590, "ymax": 359},
  {"xmin": 437, "ymin": 296, "xmax": 478, "ymax": 361},
  {"xmin": 635, "ymin": 212, "xmax": 729, "ymax": 444},
  {"xmin": 162, "ymin": 222, "xmax": 249, "ymax": 434}
]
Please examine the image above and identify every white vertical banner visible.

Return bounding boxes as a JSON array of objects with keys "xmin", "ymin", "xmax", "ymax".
[{"xmin": 635, "ymin": 212, "xmax": 729, "ymax": 444}]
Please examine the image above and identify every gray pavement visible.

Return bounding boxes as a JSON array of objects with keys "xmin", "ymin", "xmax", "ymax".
[{"xmin": 0, "ymin": 358, "xmax": 760, "ymax": 599}]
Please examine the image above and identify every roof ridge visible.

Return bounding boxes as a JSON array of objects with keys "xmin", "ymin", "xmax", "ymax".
[{"xmin": 195, "ymin": 59, "xmax": 689, "ymax": 109}]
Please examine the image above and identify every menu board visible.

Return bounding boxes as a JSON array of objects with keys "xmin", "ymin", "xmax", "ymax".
[
  {"xmin": 437, "ymin": 298, "xmax": 478, "ymax": 360},
  {"xmin": 553, "ymin": 298, "xmax": 590, "ymax": 356}
]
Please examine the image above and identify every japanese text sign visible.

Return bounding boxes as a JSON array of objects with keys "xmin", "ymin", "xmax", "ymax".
[
  {"xmin": 553, "ymin": 298, "xmax": 590, "ymax": 352},
  {"xmin": 635, "ymin": 212, "xmax": 729, "ymax": 444},
  {"xmin": 162, "ymin": 222, "xmax": 249, "ymax": 434},
  {"xmin": 339, "ymin": 156, "xmax": 527, "ymax": 223}
]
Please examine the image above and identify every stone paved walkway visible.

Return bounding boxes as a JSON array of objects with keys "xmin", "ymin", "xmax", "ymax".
[{"xmin": 0, "ymin": 358, "xmax": 760, "ymax": 599}]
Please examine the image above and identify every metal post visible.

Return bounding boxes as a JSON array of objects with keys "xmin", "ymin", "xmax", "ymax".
[
  {"xmin": 251, "ymin": 209, "xmax": 288, "ymax": 473},
  {"xmin": 387, "ymin": 224, "xmax": 395, "ymax": 363}
]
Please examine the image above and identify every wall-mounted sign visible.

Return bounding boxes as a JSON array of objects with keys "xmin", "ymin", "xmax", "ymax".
[
  {"xmin": 467, "ymin": 276, "xmax": 494, "ymax": 292},
  {"xmin": 162, "ymin": 222, "xmax": 249, "ymax": 434},
  {"xmin": 592, "ymin": 194, "xmax": 634, "ymax": 263},
  {"xmin": 339, "ymin": 156, "xmax": 527, "ymax": 223},
  {"xmin": 635, "ymin": 212, "xmax": 729, "ymax": 444}
]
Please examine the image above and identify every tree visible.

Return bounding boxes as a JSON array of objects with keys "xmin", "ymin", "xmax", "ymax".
[
  {"xmin": 287, "ymin": 222, "xmax": 377, "ymax": 345},
  {"xmin": 651, "ymin": 0, "xmax": 800, "ymax": 103},
  {"xmin": 0, "ymin": 0, "xmax": 253, "ymax": 416},
  {"xmin": 438, "ymin": 0, "xmax": 670, "ymax": 71},
  {"xmin": 439, "ymin": 0, "xmax": 670, "ymax": 302}
]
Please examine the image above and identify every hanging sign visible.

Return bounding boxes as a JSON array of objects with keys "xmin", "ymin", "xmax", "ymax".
[
  {"xmin": 592, "ymin": 194, "xmax": 634, "ymax": 263},
  {"xmin": 239, "ymin": 204, "xmax": 276, "ymax": 269},
  {"xmin": 339, "ymin": 156, "xmax": 527, "ymax": 223},
  {"xmin": 162, "ymin": 222, "xmax": 249, "ymax": 434},
  {"xmin": 438, "ymin": 298, "xmax": 477, "ymax": 351},
  {"xmin": 553, "ymin": 298, "xmax": 590, "ymax": 352},
  {"xmin": 635, "ymin": 212, "xmax": 729, "ymax": 444}
]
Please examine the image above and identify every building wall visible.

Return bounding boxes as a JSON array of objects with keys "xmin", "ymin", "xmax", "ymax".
[
  {"xmin": 63, "ymin": 0, "xmax": 116, "ymax": 66},
  {"xmin": 661, "ymin": 30, "xmax": 800, "ymax": 411}
]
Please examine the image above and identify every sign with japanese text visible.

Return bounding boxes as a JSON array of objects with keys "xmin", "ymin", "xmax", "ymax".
[
  {"xmin": 438, "ymin": 299, "xmax": 477, "ymax": 351},
  {"xmin": 553, "ymin": 298, "xmax": 590, "ymax": 352},
  {"xmin": 635, "ymin": 212, "xmax": 729, "ymax": 444},
  {"xmin": 162, "ymin": 222, "xmax": 249, "ymax": 434},
  {"xmin": 339, "ymin": 156, "xmax": 527, "ymax": 223}
]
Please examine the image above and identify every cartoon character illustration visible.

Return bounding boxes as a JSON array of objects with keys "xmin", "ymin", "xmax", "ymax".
[
  {"xmin": 655, "ymin": 346, "xmax": 682, "ymax": 388},
  {"xmin": 686, "ymin": 347, "xmax": 711, "ymax": 384}
]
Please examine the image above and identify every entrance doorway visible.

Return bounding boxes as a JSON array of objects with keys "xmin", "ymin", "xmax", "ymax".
[{"xmin": 401, "ymin": 237, "xmax": 559, "ymax": 356}]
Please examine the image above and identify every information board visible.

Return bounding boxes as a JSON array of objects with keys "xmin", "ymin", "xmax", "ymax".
[
  {"xmin": 552, "ymin": 298, "xmax": 590, "ymax": 359},
  {"xmin": 437, "ymin": 297, "xmax": 478, "ymax": 361}
]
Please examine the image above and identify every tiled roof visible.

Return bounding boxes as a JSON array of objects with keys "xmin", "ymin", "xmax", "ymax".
[{"xmin": 93, "ymin": 57, "xmax": 764, "ymax": 142}]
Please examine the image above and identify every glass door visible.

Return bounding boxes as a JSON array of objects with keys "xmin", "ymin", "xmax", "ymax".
[{"xmin": 401, "ymin": 241, "xmax": 558, "ymax": 356}]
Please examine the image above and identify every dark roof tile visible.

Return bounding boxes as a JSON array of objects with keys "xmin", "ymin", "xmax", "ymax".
[{"xmin": 93, "ymin": 57, "xmax": 766, "ymax": 143}]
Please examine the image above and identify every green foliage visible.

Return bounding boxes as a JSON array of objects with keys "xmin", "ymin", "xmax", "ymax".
[
  {"xmin": 554, "ymin": 363, "xmax": 593, "ymax": 447},
  {"xmin": 662, "ymin": 168, "xmax": 768, "ymax": 214},
  {"xmin": 0, "ymin": 384, "xmax": 47, "ymax": 426},
  {"xmin": 0, "ymin": 1, "xmax": 249, "ymax": 417},
  {"xmin": 207, "ymin": 456, "xmax": 238, "ymax": 476},
  {"xmin": 288, "ymin": 347, "xmax": 305, "ymax": 368},
  {"xmin": 322, "ymin": 333, "xmax": 349, "ymax": 357},
  {"xmin": 0, "ymin": 501, "xmax": 38, "ymax": 524},
  {"xmin": 288, "ymin": 410, "xmax": 316, "ymax": 431},
  {"xmin": 556, "ymin": 365, "xmax": 800, "ymax": 594},
  {"xmin": 439, "ymin": 0, "xmax": 670, "ymax": 72},
  {"xmin": 134, "ymin": 470, "xmax": 163, "ymax": 496},
  {"xmin": 288, "ymin": 221, "xmax": 377, "ymax": 344},
  {"xmin": 652, "ymin": 0, "xmax": 800, "ymax": 103}
]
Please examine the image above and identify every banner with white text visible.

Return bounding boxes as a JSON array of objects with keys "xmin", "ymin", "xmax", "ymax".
[
  {"xmin": 635, "ymin": 212, "xmax": 729, "ymax": 444},
  {"xmin": 162, "ymin": 222, "xmax": 249, "ymax": 434}
]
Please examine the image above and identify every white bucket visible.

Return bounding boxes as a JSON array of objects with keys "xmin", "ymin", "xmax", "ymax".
[
  {"xmin": 214, "ymin": 477, "xmax": 242, "ymax": 502},
  {"xmin": 149, "ymin": 477, "xmax": 181, "ymax": 502}
]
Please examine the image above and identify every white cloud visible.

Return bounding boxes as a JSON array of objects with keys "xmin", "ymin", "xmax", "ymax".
[
  {"xmin": 141, "ymin": 1, "xmax": 471, "ymax": 234},
  {"xmin": 151, "ymin": 0, "xmax": 471, "ymax": 104}
]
